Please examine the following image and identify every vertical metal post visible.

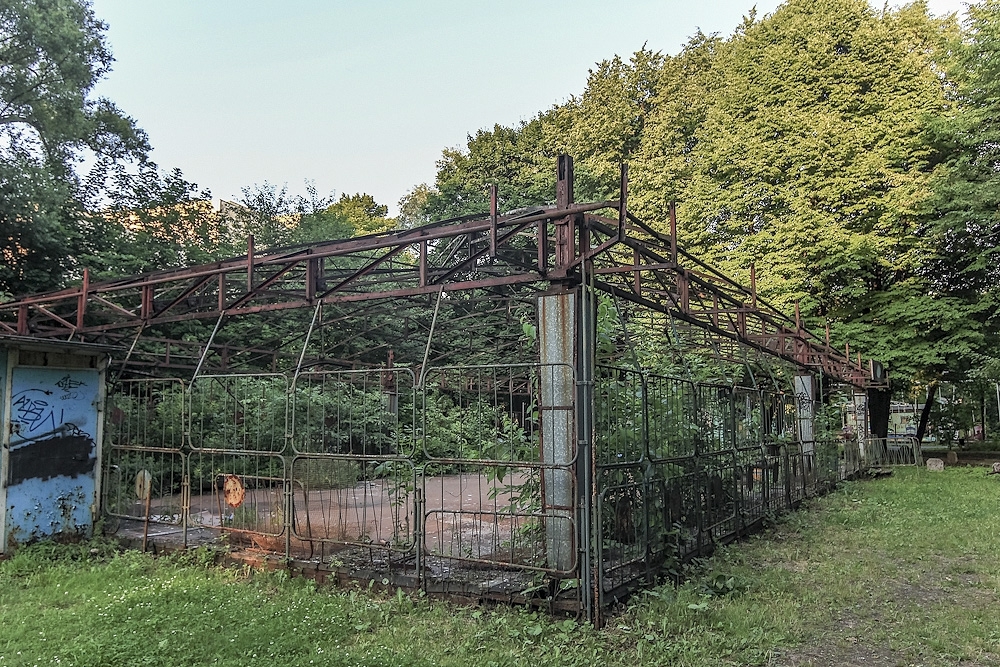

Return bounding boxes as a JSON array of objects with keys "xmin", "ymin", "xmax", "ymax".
[
  {"xmin": 316, "ymin": 257, "xmax": 326, "ymax": 294},
  {"xmin": 77, "ymin": 267, "xmax": 89, "ymax": 330},
  {"xmin": 141, "ymin": 284, "xmax": 152, "ymax": 321},
  {"xmin": 538, "ymin": 293, "xmax": 576, "ymax": 573},
  {"xmin": 729, "ymin": 389, "xmax": 741, "ymax": 538},
  {"xmin": 284, "ymin": 476, "xmax": 292, "ymax": 558},
  {"xmin": 537, "ymin": 217, "xmax": 549, "ymax": 274},
  {"xmin": 306, "ymin": 257, "xmax": 318, "ymax": 303},
  {"xmin": 577, "ymin": 276, "xmax": 598, "ymax": 624},
  {"xmin": 618, "ymin": 163, "xmax": 628, "ymax": 239},
  {"xmin": 246, "ymin": 235, "xmax": 255, "ymax": 293},
  {"xmin": 415, "ymin": 486, "xmax": 425, "ymax": 591},
  {"xmin": 678, "ymin": 271, "xmax": 690, "ymax": 312},
  {"xmin": 557, "ymin": 154, "xmax": 573, "ymax": 209},
  {"xmin": 668, "ymin": 201, "xmax": 678, "ymax": 265},
  {"xmin": 419, "ymin": 241, "xmax": 428, "ymax": 287},
  {"xmin": 554, "ymin": 155, "xmax": 576, "ymax": 273},
  {"xmin": 181, "ymin": 452, "xmax": 190, "ymax": 549},
  {"xmin": 489, "ymin": 184, "xmax": 498, "ymax": 257},
  {"xmin": 633, "ymin": 247, "xmax": 641, "ymax": 295}
]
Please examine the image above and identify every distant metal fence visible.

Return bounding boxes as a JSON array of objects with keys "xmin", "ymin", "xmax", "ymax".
[
  {"xmin": 862, "ymin": 437, "xmax": 922, "ymax": 467},
  {"xmin": 103, "ymin": 364, "xmax": 899, "ymax": 621}
]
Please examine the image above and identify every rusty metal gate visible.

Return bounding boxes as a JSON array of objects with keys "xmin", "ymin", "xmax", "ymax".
[
  {"xmin": 590, "ymin": 367, "xmax": 857, "ymax": 609},
  {"xmin": 103, "ymin": 359, "xmax": 876, "ymax": 621},
  {"xmin": 104, "ymin": 365, "xmax": 581, "ymax": 604}
]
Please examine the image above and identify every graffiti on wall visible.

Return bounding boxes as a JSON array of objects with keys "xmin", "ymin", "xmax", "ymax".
[
  {"xmin": 10, "ymin": 374, "xmax": 91, "ymax": 438},
  {"xmin": 4, "ymin": 366, "xmax": 101, "ymax": 546}
]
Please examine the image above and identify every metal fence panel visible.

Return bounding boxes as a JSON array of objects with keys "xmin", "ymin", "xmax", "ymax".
[
  {"xmin": 290, "ymin": 454, "xmax": 417, "ymax": 553},
  {"xmin": 188, "ymin": 374, "xmax": 289, "ymax": 453},
  {"xmin": 102, "ymin": 363, "xmax": 916, "ymax": 619},
  {"xmin": 419, "ymin": 364, "xmax": 577, "ymax": 580},
  {"xmin": 291, "ymin": 369, "xmax": 416, "ymax": 459},
  {"xmin": 106, "ymin": 378, "xmax": 186, "ymax": 450}
]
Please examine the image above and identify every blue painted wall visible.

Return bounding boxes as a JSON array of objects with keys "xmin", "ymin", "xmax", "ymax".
[{"xmin": 3, "ymin": 358, "xmax": 103, "ymax": 548}]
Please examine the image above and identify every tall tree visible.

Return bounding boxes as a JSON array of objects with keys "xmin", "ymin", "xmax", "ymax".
[
  {"xmin": 0, "ymin": 0, "xmax": 148, "ymax": 297},
  {"xmin": 920, "ymin": 0, "xmax": 1000, "ymax": 382},
  {"xmin": 670, "ymin": 0, "xmax": 958, "ymax": 377},
  {"xmin": 422, "ymin": 120, "xmax": 556, "ymax": 220}
]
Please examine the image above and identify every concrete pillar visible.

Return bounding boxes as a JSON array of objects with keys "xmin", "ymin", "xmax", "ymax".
[
  {"xmin": 538, "ymin": 291, "xmax": 576, "ymax": 572},
  {"xmin": 794, "ymin": 375, "xmax": 816, "ymax": 455},
  {"xmin": 852, "ymin": 389, "xmax": 869, "ymax": 460}
]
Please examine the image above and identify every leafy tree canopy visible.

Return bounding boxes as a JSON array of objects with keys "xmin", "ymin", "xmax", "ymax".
[
  {"xmin": 670, "ymin": 0, "xmax": 959, "ymax": 379},
  {"xmin": 0, "ymin": 0, "xmax": 148, "ymax": 297},
  {"xmin": 408, "ymin": 0, "xmax": 1000, "ymax": 385},
  {"xmin": 919, "ymin": 0, "xmax": 1000, "ymax": 382}
]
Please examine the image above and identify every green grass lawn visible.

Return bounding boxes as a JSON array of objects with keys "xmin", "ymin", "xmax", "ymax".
[{"xmin": 2, "ymin": 467, "xmax": 999, "ymax": 667}]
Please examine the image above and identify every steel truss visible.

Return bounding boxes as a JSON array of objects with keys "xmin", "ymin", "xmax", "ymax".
[
  {"xmin": 1, "ymin": 158, "xmax": 883, "ymax": 388},
  {"xmin": 13, "ymin": 155, "xmax": 909, "ymax": 624}
]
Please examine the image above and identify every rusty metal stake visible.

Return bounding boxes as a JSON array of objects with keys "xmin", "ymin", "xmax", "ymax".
[{"xmin": 141, "ymin": 479, "xmax": 153, "ymax": 553}]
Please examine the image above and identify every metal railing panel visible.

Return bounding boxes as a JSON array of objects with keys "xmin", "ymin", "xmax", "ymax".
[
  {"xmin": 106, "ymin": 378, "xmax": 187, "ymax": 450},
  {"xmin": 291, "ymin": 369, "xmax": 416, "ymax": 459},
  {"xmin": 188, "ymin": 373, "xmax": 289, "ymax": 453},
  {"xmin": 290, "ymin": 454, "xmax": 417, "ymax": 553}
]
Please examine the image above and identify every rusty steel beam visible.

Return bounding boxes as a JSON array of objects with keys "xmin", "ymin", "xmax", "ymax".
[
  {"xmin": 581, "ymin": 216, "xmax": 880, "ymax": 381},
  {"xmin": 0, "ymin": 164, "xmax": 885, "ymax": 388}
]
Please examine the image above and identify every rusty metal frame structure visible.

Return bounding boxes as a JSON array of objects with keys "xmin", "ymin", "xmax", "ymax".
[
  {"xmin": 0, "ymin": 159, "xmax": 883, "ymax": 388},
  {"xmin": 11, "ymin": 155, "xmax": 905, "ymax": 625}
]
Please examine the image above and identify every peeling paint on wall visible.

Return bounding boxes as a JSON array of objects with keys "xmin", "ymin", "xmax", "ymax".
[{"xmin": 3, "ymin": 365, "xmax": 101, "ymax": 548}]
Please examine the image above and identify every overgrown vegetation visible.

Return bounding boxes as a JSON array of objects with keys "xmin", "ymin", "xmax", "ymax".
[
  {"xmin": 5, "ymin": 0, "xmax": 1000, "ymax": 438},
  {"xmin": 4, "ymin": 467, "xmax": 999, "ymax": 666}
]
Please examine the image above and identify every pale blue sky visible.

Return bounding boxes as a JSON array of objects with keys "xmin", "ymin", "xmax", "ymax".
[{"xmin": 90, "ymin": 0, "xmax": 966, "ymax": 214}]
